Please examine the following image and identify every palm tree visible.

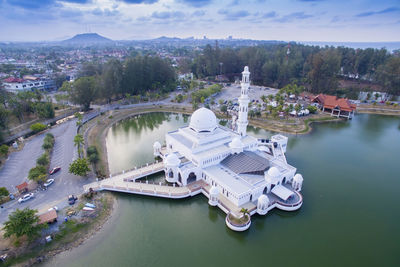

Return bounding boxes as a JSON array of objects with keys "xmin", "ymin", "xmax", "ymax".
[
  {"xmin": 74, "ymin": 134, "xmax": 84, "ymax": 158},
  {"xmin": 260, "ymin": 95, "xmax": 267, "ymax": 104},
  {"xmin": 240, "ymin": 208, "xmax": 249, "ymax": 217}
]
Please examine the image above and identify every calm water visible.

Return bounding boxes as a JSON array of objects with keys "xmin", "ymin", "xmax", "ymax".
[{"xmin": 45, "ymin": 113, "xmax": 400, "ymax": 267}]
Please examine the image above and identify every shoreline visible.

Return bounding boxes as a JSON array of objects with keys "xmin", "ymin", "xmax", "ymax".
[
  {"xmin": 2, "ymin": 193, "xmax": 116, "ymax": 267},
  {"xmin": 0, "ymin": 105, "xmax": 355, "ymax": 265}
]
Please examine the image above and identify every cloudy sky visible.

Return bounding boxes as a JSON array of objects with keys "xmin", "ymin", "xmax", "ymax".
[{"xmin": 0, "ymin": 0, "xmax": 399, "ymax": 42}]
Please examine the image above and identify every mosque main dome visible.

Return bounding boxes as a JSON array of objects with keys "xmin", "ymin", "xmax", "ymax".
[{"xmin": 189, "ymin": 107, "xmax": 217, "ymax": 133}]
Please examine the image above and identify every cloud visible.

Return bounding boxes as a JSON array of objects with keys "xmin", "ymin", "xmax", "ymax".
[
  {"xmin": 218, "ymin": 9, "xmax": 250, "ymax": 20},
  {"xmin": 151, "ymin": 11, "xmax": 185, "ymax": 19},
  {"xmin": 262, "ymin": 11, "xmax": 277, "ymax": 18},
  {"xmin": 355, "ymin": 7, "xmax": 400, "ymax": 17},
  {"xmin": 116, "ymin": 0, "xmax": 158, "ymax": 4},
  {"xmin": 4, "ymin": 0, "xmax": 91, "ymax": 9},
  {"xmin": 177, "ymin": 0, "xmax": 212, "ymax": 8},
  {"xmin": 275, "ymin": 12, "xmax": 313, "ymax": 22},
  {"xmin": 192, "ymin": 10, "xmax": 206, "ymax": 17},
  {"xmin": 91, "ymin": 8, "xmax": 120, "ymax": 17}
]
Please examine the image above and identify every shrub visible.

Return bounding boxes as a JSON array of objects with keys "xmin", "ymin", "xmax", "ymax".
[
  {"xmin": 36, "ymin": 153, "xmax": 49, "ymax": 166},
  {"xmin": 28, "ymin": 165, "xmax": 47, "ymax": 182},
  {"xmin": 307, "ymin": 105, "xmax": 318, "ymax": 114},
  {"xmin": 0, "ymin": 187, "xmax": 9, "ymax": 197},
  {"xmin": 30, "ymin": 123, "xmax": 46, "ymax": 133},
  {"xmin": 42, "ymin": 133, "xmax": 55, "ymax": 150},
  {"xmin": 0, "ymin": 144, "xmax": 9, "ymax": 156}
]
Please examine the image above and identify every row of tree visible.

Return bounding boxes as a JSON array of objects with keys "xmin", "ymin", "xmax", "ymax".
[
  {"xmin": 0, "ymin": 89, "xmax": 55, "ymax": 141},
  {"xmin": 191, "ymin": 44, "xmax": 400, "ymax": 95},
  {"xmin": 62, "ymin": 55, "xmax": 176, "ymax": 110}
]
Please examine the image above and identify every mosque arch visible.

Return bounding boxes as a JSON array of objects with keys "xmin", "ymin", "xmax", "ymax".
[{"xmin": 187, "ymin": 172, "xmax": 197, "ymax": 184}]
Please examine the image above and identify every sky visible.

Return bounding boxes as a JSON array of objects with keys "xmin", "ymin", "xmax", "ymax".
[{"xmin": 0, "ymin": 0, "xmax": 399, "ymax": 42}]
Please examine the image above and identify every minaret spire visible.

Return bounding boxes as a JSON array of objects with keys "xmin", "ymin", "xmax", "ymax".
[{"xmin": 237, "ymin": 66, "xmax": 250, "ymax": 136}]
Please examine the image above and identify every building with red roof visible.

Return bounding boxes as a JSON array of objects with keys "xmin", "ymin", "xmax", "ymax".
[
  {"xmin": 312, "ymin": 94, "xmax": 356, "ymax": 119},
  {"xmin": 16, "ymin": 182, "xmax": 28, "ymax": 193}
]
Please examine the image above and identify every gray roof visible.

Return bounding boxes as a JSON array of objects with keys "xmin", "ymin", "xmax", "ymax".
[{"xmin": 221, "ymin": 151, "xmax": 270, "ymax": 175}]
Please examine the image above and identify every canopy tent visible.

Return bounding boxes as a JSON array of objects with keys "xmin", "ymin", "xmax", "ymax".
[{"xmin": 271, "ymin": 185, "xmax": 294, "ymax": 201}]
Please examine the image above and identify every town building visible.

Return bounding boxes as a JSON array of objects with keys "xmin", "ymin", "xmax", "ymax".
[
  {"xmin": 312, "ymin": 94, "xmax": 356, "ymax": 119},
  {"xmin": 2, "ymin": 76, "xmax": 55, "ymax": 93}
]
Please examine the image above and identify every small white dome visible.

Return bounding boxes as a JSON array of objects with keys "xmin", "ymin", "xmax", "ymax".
[
  {"xmin": 267, "ymin": 167, "xmax": 280, "ymax": 178},
  {"xmin": 165, "ymin": 153, "xmax": 180, "ymax": 166},
  {"xmin": 258, "ymin": 194, "xmax": 269, "ymax": 205},
  {"xmin": 153, "ymin": 141, "xmax": 161, "ymax": 149},
  {"xmin": 294, "ymin": 173, "xmax": 304, "ymax": 182},
  {"xmin": 229, "ymin": 137, "xmax": 243, "ymax": 149},
  {"xmin": 210, "ymin": 186, "xmax": 219, "ymax": 196},
  {"xmin": 243, "ymin": 66, "xmax": 250, "ymax": 74},
  {"xmin": 189, "ymin": 107, "xmax": 217, "ymax": 133}
]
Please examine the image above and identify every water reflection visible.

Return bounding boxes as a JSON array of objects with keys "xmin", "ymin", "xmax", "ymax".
[{"xmin": 208, "ymin": 207, "xmax": 219, "ymax": 223}]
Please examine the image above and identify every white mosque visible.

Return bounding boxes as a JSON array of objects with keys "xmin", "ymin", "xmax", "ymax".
[{"xmin": 154, "ymin": 66, "xmax": 303, "ymax": 230}]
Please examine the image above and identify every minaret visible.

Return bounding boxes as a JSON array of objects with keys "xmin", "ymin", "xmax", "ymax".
[{"xmin": 237, "ymin": 66, "xmax": 250, "ymax": 136}]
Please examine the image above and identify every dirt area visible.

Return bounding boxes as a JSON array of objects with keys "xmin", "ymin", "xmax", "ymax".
[{"xmin": 0, "ymin": 192, "xmax": 115, "ymax": 267}]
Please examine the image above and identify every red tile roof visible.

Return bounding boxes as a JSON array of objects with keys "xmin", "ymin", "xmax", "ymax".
[
  {"xmin": 16, "ymin": 182, "xmax": 28, "ymax": 191},
  {"xmin": 312, "ymin": 94, "xmax": 356, "ymax": 112},
  {"xmin": 3, "ymin": 77, "xmax": 24, "ymax": 83}
]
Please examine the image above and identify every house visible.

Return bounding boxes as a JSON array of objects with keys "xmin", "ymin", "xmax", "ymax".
[
  {"xmin": 38, "ymin": 209, "xmax": 58, "ymax": 224},
  {"xmin": 16, "ymin": 182, "xmax": 28, "ymax": 193},
  {"xmin": 312, "ymin": 94, "xmax": 356, "ymax": 119}
]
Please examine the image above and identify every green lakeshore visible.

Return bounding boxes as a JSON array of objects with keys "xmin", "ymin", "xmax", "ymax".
[{"xmin": 43, "ymin": 112, "xmax": 400, "ymax": 266}]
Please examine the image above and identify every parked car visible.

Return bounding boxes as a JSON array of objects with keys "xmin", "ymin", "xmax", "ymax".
[
  {"xmin": 44, "ymin": 178, "xmax": 55, "ymax": 187},
  {"xmin": 68, "ymin": 195, "xmax": 78, "ymax": 205},
  {"xmin": 18, "ymin": 193, "xmax": 34, "ymax": 203},
  {"xmin": 49, "ymin": 166, "xmax": 61, "ymax": 175},
  {"xmin": 48, "ymin": 206, "xmax": 59, "ymax": 212}
]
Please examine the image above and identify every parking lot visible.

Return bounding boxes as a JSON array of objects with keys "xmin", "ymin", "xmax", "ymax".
[{"xmin": 214, "ymin": 83, "xmax": 279, "ymax": 106}]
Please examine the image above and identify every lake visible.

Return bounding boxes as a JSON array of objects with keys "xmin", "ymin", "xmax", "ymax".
[{"xmin": 44, "ymin": 112, "xmax": 400, "ymax": 267}]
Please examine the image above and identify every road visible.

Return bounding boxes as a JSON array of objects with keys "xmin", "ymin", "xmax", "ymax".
[
  {"xmin": 0, "ymin": 99, "xmax": 188, "ymax": 224},
  {"xmin": 0, "ymin": 118, "xmax": 94, "ymax": 224}
]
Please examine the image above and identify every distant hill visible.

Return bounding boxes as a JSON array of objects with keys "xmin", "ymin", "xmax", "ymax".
[{"xmin": 62, "ymin": 33, "xmax": 113, "ymax": 45}]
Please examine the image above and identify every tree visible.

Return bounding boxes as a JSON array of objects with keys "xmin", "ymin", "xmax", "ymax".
[
  {"xmin": 69, "ymin": 158, "xmax": 90, "ymax": 177},
  {"xmin": 34, "ymin": 102, "xmax": 54, "ymax": 119},
  {"xmin": 99, "ymin": 59, "xmax": 123, "ymax": 102},
  {"xmin": 295, "ymin": 104, "xmax": 302, "ymax": 113},
  {"xmin": 30, "ymin": 123, "xmax": 46, "ymax": 133},
  {"xmin": 74, "ymin": 112, "xmax": 83, "ymax": 121},
  {"xmin": 69, "ymin": 77, "xmax": 97, "ymax": 111},
  {"xmin": 74, "ymin": 134, "xmax": 84, "ymax": 157},
  {"xmin": 0, "ymin": 144, "xmax": 9, "ymax": 156},
  {"xmin": 42, "ymin": 133, "xmax": 55, "ymax": 150},
  {"xmin": 0, "ymin": 187, "xmax": 9, "ymax": 197},
  {"xmin": 36, "ymin": 153, "xmax": 49, "ymax": 166},
  {"xmin": 307, "ymin": 105, "xmax": 318, "ymax": 114},
  {"xmin": 220, "ymin": 104, "xmax": 228, "ymax": 115},
  {"xmin": 376, "ymin": 57, "xmax": 400, "ymax": 95},
  {"xmin": 28, "ymin": 165, "xmax": 47, "ymax": 183},
  {"xmin": 87, "ymin": 146, "xmax": 99, "ymax": 165},
  {"xmin": 0, "ymin": 106, "xmax": 9, "ymax": 131},
  {"xmin": 3, "ymin": 208, "xmax": 45, "ymax": 242},
  {"xmin": 240, "ymin": 208, "xmax": 249, "ymax": 217}
]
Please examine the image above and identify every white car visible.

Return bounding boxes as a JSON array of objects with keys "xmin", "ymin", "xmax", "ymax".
[
  {"xmin": 44, "ymin": 179, "xmax": 55, "ymax": 187},
  {"xmin": 48, "ymin": 206, "xmax": 59, "ymax": 212},
  {"xmin": 18, "ymin": 193, "xmax": 34, "ymax": 203}
]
